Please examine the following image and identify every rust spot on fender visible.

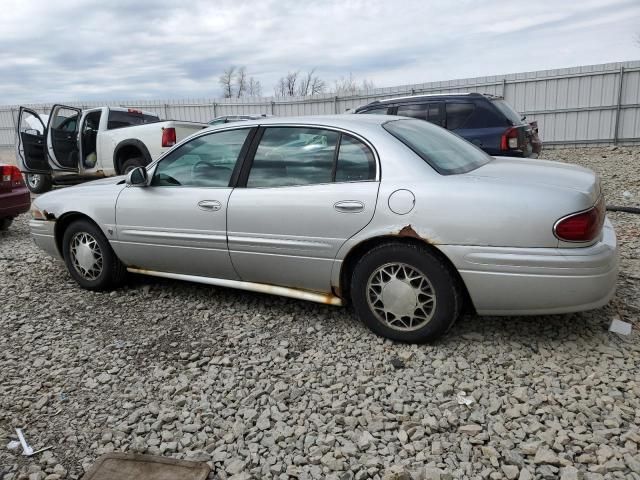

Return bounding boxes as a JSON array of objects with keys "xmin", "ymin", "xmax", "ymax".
[
  {"xmin": 397, "ymin": 224, "xmax": 422, "ymax": 239},
  {"xmin": 394, "ymin": 224, "xmax": 439, "ymax": 245}
]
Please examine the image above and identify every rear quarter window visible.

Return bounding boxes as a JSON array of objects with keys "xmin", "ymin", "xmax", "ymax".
[
  {"xmin": 445, "ymin": 103, "xmax": 475, "ymax": 130},
  {"xmin": 460, "ymin": 101, "xmax": 507, "ymax": 128}
]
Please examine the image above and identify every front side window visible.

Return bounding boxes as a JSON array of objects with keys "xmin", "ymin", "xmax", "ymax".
[
  {"xmin": 247, "ymin": 127, "xmax": 338, "ymax": 187},
  {"xmin": 384, "ymin": 119, "xmax": 490, "ymax": 175},
  {"xmin": 152, "ymin": 129, "xmax": 250, "ymax": 187}
]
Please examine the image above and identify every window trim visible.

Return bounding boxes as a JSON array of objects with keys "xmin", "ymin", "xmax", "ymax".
[
  {"xmin": 235, "ymin": 124, "xmax": 380, "ymax": 189},
  {"xmin": 148, "ymin": 126, "xmax": 257, "ymax": 189}
]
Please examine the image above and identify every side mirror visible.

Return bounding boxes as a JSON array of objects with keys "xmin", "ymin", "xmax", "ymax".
[{"xmin": 126, "ymin": 167, "xmax": 148, "ymax": 186}]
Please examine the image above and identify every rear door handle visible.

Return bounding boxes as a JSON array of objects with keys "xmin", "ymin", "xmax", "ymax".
[
  {"xmin": 334, "ymin": 200, "xmax": 364, "ymax": 213},
  {"xmin": 197, "ymin": 200, "xmax": 222, "ymax": 211}
]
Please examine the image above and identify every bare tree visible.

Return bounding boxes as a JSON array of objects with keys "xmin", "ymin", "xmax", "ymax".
[
  {"xmin": 334, "ymin": 73, "xmax": 359, "ymax": 95},
  {"xmin": 219, "ymin": 66, "xmax": 236, "ymax": 98},
  {"xmin": 360, "ymin": 78, "xmax": 375, "ymax": 92},
  {"xmin": 274, "ymin": 77, "xmax": 287, "ymax": 97},
  {"xmin": 247, "ymin": 77, "xmax": 262, "ymax": 96},
  {"xmin": 285, "ymin": 71, "xmax": 299, "ymax": 96},
  {"xmin": 334, "ymin": 73, "xmax": 375, "ymax": 95},
  {"xmin": 297, "ymin": 69, "xmax": 326, "ymax": 96},
  {"xmin": 235, "ymin": 66, "xmax": 247, "ymax": 98}
]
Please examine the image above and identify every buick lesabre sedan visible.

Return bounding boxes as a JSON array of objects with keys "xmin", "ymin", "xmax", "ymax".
[{"xmin": 29, "ymin": 115, "xmax": 618, "ymax": 342}]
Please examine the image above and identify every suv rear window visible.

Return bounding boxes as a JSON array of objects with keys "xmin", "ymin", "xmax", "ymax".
[
  {"xmin": 383, "ymin": 119, "xmax": 491, "ymax": 175},
  {"xmin": 491, "ymin": 99, "xmax": 523, "ymax": 126},
  {"xmin": 107, "ymin": 111, "xmax": 159, "ymax": 130}
]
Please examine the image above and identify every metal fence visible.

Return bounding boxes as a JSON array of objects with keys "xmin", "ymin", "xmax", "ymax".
[{"xmin": 1, "ymin": 60, "xmax": 639, "ymax": 153}]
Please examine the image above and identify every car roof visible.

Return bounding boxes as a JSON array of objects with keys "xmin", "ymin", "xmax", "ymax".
[
  {"xmin": 356, "ymin": 92, "xmax": 501, "ymax": 110},
  {"xmin": 202, "ymin": 114, "xmax": 404, "ymax": 133}
]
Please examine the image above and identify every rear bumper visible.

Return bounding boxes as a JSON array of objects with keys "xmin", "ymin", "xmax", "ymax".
[
  {"xmin": 439, "ymin": 218, "xmax": 618, "ymax": 315},
  {"xmin": 0, "ymin": 186, "xmax": 30, "ymax": 218},
  {"xmin": 29, "ymin": 219, "xmax": 61, "ymax": 259}
]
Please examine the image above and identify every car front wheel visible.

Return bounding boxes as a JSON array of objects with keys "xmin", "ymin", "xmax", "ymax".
[
  {"xmin": 351, "ymin": 242, "xmax": 462, "ymax": 343},
  {"xmin": 62, "ymin": 219, "xmax": 126, "ymax": 290}
]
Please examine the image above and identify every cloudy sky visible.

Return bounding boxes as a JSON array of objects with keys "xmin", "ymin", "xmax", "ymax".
[{"xmin": 0, "ymin": 0, "xmax": 638, "ymax": 104}]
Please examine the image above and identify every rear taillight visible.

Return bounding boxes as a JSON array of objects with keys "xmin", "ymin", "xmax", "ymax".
[
  {"xmin": 161, "ymin": 127, "xmax": 176, "ymax": 147},
  {"xmin": 500, "ymin": 127, "xmax": 519, "ymax": 151},
  {"xmin": 0, "ymin": 165, "xmax": 24, "ymax": 187},
  {"xmin": 554, "ymin": 198, "xmax": 605, "ymax": 242}
]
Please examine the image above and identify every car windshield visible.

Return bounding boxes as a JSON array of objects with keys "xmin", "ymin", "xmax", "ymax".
[
  {"xmin": 383, "ymin": 119, "xmax": 491, "ymax": 175},
  {"xmin": 491, "ymin": 99, "xmax": 523, "ymax": 125}
]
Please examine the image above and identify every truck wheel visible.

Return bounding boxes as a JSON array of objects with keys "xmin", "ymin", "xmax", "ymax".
[
  {"xmin": 0, "ymin": 218, "xmax": 13, "ymax": 231},
  {"xmin": 122, "ymin": 157, "xmax": 146, "ymax": 175},
  {"xmin": 26, "ymin": 173, "xmax": 52, "ymax": 194}
]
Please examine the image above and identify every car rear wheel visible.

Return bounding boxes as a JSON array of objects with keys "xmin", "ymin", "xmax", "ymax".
[
  {"xmin": 0, "ymin": 218, "xmax": 13, "ymax": 231},
  {"xmin": 26, "ymin": 173, "xmax": 52, "ymax": 194},
  {"xmin": 62, "ymin": 219, "xmax": 126, "ymax": 290},
  {"xmin": 351, "ymin": 242, "xmax": 462, "ymax": 343},
  {"xmin": 122, "ymin": 157, "xmax": 146, "ymax": 175}
]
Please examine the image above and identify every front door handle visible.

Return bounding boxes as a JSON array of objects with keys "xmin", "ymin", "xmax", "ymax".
[
  {"xmin": 334, "ymin": 200, "xmax": 364, "ymax": 213},
  {"xmin": 197, "ymin": 200, "xmax": 222, "ymax": 211}
]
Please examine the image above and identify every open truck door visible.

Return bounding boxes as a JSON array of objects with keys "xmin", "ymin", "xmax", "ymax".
[
  {"xmin": 46, "ymin": 104, "xmax": 82, "ymax": 172},
  {"xmin": 16, "ymin": 107, "xmax": 49, "ymax": 174}
]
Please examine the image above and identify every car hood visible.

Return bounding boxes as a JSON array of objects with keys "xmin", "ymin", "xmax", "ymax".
[
  {"xmin": 80, "ymin": 175, "xmax": 126, "ymax": 187},
  {"xmin": 467, "ymin": 157, "xmax": 600, "ymax": 202}
]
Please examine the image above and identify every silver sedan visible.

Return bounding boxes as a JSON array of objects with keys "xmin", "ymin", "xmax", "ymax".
[{"xmin": 29, "ymin": 115, "xmax": 618, "ymax": 342}]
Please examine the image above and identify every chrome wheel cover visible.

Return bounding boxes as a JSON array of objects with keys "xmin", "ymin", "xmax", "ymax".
[
  {"xmin": 70, "ymin": 232, "xmax": 103, "ymax": 280},
  {"xmin": 27, "ymin": 174, "xmax": 40, "ymax": 189},
  {"xmin": 366, "ymin": 262, "xmax": 436, "ymax": 331}
]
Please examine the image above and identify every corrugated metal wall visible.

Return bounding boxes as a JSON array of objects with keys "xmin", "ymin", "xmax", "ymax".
[{"xmin": 1, "ymin": 60, "xmax": 639, "ymax": 150}]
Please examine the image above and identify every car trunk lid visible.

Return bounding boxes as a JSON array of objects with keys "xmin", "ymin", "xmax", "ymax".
[{"xmin": 467, "ymin": 157, "xmax": 601, "ymax": 205}]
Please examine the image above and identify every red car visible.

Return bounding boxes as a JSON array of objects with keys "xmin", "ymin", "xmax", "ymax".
[{"xmin": 0, "ymin": 164, "xmax": 30, "ymax": 230}]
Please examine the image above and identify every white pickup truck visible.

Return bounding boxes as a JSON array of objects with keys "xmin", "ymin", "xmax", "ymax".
[{"xmin": 16, "ymin": 105, "xmax": 208, "ymax": 193}]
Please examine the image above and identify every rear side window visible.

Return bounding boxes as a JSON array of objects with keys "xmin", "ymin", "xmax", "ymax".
[
  {"xmin": 384, "ymin": 119, "xmax": 490, "ymax": 175},
  {"xmin": 461, "ymin": 101, "xmax": 506, "ymax": 128},
  {"xmin": 397, "ymin": 103, "xmax": 445, "ymax": 127},
  {"xmin": 247, "ymin": 127, "xmax": 338, "ymax": 187},
  {"xmin": 246, "ymin": 127, "xmax": 376, "ymax": 187},
  {"xmin": 445, "ymin": 103, "xmax": 475, "ymax": 130},
  {"xmin": 397, "ymin": 104, "xmax": 428, "ymax": 121},
  {"xmin": 107, "ymin": 110, "xmax": 159, "ymax": 130},
  {"xmin": 362, "ymin": 107, "xmax": 389, "ymax": 115}
]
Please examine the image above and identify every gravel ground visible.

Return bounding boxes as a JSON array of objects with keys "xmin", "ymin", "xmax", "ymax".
[{"xmin": 1, "ymin": 147, "xmax": 639, "ymax": 480}]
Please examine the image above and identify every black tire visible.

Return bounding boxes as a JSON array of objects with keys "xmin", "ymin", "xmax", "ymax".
[
  {"xmin": 121, "ymin": 157, "xmax": 146, "ymax": 175},
  {"xmin": 26, "ymin": 173, "xmax": 53, "ymax": 194},
  {"xmin": 351, "ymin": 242, "xmax": 462, "ymax": 343},
  {"xmin": 62, "ymin": 219, "xmax": 126, "ymax": 290},
  {"xmin": 0, "ymin": 218, "xmax": 13, "ymax": 231}
]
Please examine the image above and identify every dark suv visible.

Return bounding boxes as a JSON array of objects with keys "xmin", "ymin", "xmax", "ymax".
[{"xmin": 354, "ymin": 93, "xmax": 541, "ymax": 157}]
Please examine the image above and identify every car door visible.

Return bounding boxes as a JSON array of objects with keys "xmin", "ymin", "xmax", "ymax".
[
  {"xmin": 227, "ymin": 126, "xmax": 380, "ymax": 293},
  {"xmin": 113, "ymin": 127, "xmax": 255, "ymax": 278},
  {"xmin": 15, "ymin": 107, "xmax": 49, "ymax": 173},
  {"xmin": 45, "ymin": 104, "xmax": 82, "ymax": 172}
]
